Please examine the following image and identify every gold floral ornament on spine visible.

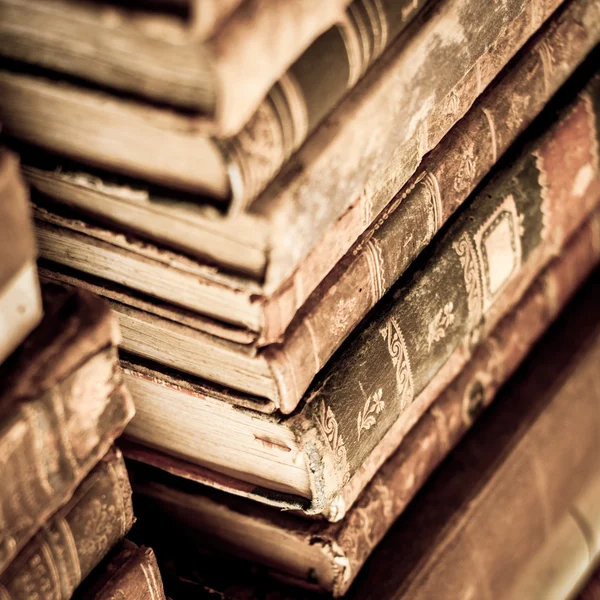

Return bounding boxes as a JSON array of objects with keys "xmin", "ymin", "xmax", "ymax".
[
  {"xmin": 357, "ymin": 385, "xmax": 385, "ymax": 440},
  {"xmin": 317, "ymin": 400, "xmax": 350, "ymax": 485},
  {"xmin": 379, "ymin": 318, "xmax": 414, "ymax": 411}
]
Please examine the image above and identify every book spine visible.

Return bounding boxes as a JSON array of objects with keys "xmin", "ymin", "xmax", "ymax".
[
  {"xmin": 383, "ymin": 302, "xmax": 600, "ymax": 600},
  {"xmin": 224, "ymin": 0, "xmax": 428, "ymax": 208},
  {"xmin": 0, "ymin": 356, "xmax": 135, "ymax": 576},
  {"xmin": 73, "ymin": 541, "xmax": 166, "ymax": 600},
  {"xmin": 327, "ymin": 208, "xmax": 600, "ymax": 595},
  {"xmin": 261, "ymin": 0, "xmax": 565, "ymax": 342},
  {"xmin": 0, "ymin": 447, "xmax": 134, "ymax": 598},
  {"xmin": 211, "ymin": 0, "xmax": 350, "ymax": 137},
  {"xmin": 265, "ymin": 0, "xmax": 600, "ymax": 413},
  {"xmin": 293, "ymin": 71, "xmax": 600, "ymax": 519},
  {"xmin": 98, "ymin": 546, "xmax": 166, "ymax": 600}
]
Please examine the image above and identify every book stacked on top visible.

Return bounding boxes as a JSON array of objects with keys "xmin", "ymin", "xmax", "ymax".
[
  {"xmin": 0, "ymin": 0, "xmax": 598, "ymax": 596},
  {"xmin": 0, "ymin": 150, "xmax": 166, "ymax": 599}
]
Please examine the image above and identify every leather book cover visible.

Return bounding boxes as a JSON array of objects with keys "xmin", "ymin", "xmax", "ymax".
[
  {"xmin": 0, "ymin": 284, "xmax": 135, "ymax": 576},
  {"xmin": 0, "ymin": 447, "xmax": 135, "ymax": 599},
  {"xmin": 266, "ymin": 9, "xmax": 600, "ymax": 412},
  {"xmin": 0, "ymin": 0, "xmax": 350, "ymax": 137},
  {"xmin": 26, "ymin": 0, "xmax": 565, "ymax": 289},
  {"xmin": 125, "ymin": 64, "xmax": 600, "ymax": 520},
  {"xmin": 73, "ymin": 539, "xmax": 166, "ymax": 600},
  {"xmin": 32, "ymin": 0, "xmax": 600, "ymax": 415},
  {"xmin": 130, "ymin": 216, "xmax": 600, "ymax": 597},
  {"xmin": 287, "ymin": 65, "xmax": 600, "ymax": 518},
  {"xmin": 343, "ymin": 276, "xmax": 600, "ymax": 600},
  {"xmin": 223, "ymin": 0, "xmax": 430, "ymax": 206}
]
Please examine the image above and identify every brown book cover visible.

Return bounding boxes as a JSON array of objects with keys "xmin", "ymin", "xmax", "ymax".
[
  {"xmin": 0, "ymin": 0, "xmax": 349, "ymax": 137},
  {"xmin": 0, "ymin": 284, "xmax": 135, "ymax": 576},
  {"xmin": 130, "ymin": 214, "xmax": 600, "ymax": 597},
  {"xmin": 221, "ymin": 0, "xmax": 431, "ymax": 206},
  {"xmin": 0, "ymin": 447, "xmax": 135, "ymax": 598},
  {"xmin": 73, "ymin": 539, "xmax": 166, "ymax": 600},
  {"xmin": 344, "ymin": 275, "xmax": 600, "ymax": 600},
  {"xmin": 0, "ymin": 145, "xmax": 42, "ymax": 363},
  {"xmin": 26, "ymin": 0, "xmax": 567, "ymax": 299},
  {"xmin": 9, "ymin": 0, "xmax": 428, "ymax": 208},
  {"xmin": 36, "ymin": 2, "xmax": 600, "ymax": 415},
  {"xmin": 123, "ymin": 65, "xmax": 600, "ymax": 520}
]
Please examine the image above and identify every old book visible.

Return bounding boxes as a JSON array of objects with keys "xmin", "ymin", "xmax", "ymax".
[
  {"xmin": 7, "ymin": 0, "xmax": 429, "ymax": 209},
  {"xmin": 0, "ymin": 146, "xmax": 42, "ymax": 365},
  {"xmin": 343, "ymin": 286, "xmax": 600, "ymax": 600},
  {"xmin": 73, "ymin": 540, "xmax": 166, "ymax": 600},
  {"xmin": 0, "ymin": 447, "xmax": 134, "ymax": 598},
  {"xmin": 0, "ymin": 284, "xmax": 135, "ymax": 576},
  {"xmin": 25, "ymin": 0, "xmax": 561, "ymax": 279},
  {"xmin": 122, "ymin": 72, "xmax": 600, "ymax": 520},
  {"xmin": 39, "ymin": 8, "xmax": 600, "ymax": 413},
  {"xmin": 0, "ymin": 0, "xmax": 349, "ymax": 139},
  {"xmin": 129, "ymin": 219, "xmax": 600, "ymax": 597}
]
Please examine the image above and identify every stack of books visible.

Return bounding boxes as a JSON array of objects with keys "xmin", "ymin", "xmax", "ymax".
[
  {"xmin": 0, "ymin": 0, "xmax": 598, "ymax": 596},
  {"xmin": 155, "ymin": 270, "xmax": 600, "ymax": 599},
  {"xmin": 0, "ymin": 150, "xmax": 166, "ymax": 598}
]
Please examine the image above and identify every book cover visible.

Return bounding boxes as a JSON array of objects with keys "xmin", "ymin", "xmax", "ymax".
[
  {"xmin": 0, "ymin": 0, "xmax": 349, "ymax": 136},
  {"xmin": 26, "ymin": 0, "xmax": 565, "ymax": 279},
  {"xmin": 0, "ymin": 284, "xmax": 135, "ymax": 576},
  {"xmin": 124, "ymin": 66, "xmax": 600, "ymax": 519},
  {"xmin": 47, "ymin": 7, "xmax": 600, "ymax": 415},
  {"xmin": 73, "ymin": 539, "xmax": 166, "ymax": 600},
  {"xmin": 0, "ymin": 447, "xmax": 135, "ymax": 598},
  {"xmin": 345, "ymin": 276, "xmax": 600, "ymax": 600},
  {"xmin": 130, "ymin": 217, "xmax": 600, "ymax": 596}
]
